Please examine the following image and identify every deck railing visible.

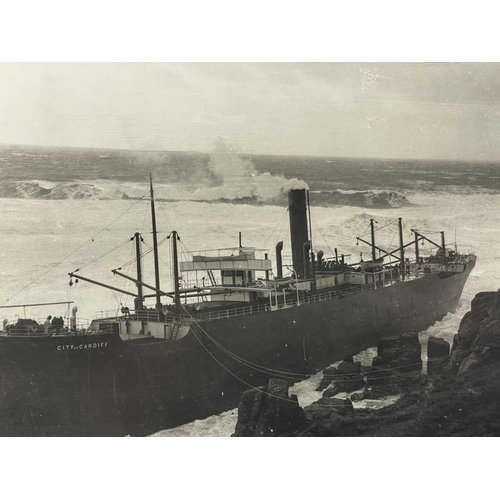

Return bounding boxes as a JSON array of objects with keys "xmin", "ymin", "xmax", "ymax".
[
  {"xmin": 195, "ymin": 272, "xmax": 427, "ymax": 323},
  {"xmin": 95, "ymin": 308, "xmax": 163, "ymax": 322},
  {"xmin": 3, "ymin": 318, "xmax": 92, "ymax": 337},
  {"xmin": 93, "ymin": 257, "xmax": 474, "ymax": 326}
]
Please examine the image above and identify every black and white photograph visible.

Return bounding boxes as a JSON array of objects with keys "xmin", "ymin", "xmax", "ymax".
[
  {"xmin": 3, "ymin": 3, "xmax": 500, "ymax": 496},
  {"xmin": 1, "ymin": 60, "xmax": 498, "ymax": 441},
  {"xmin": 2, "ymin": 25, "xmax": 500, "ymax": 500}
]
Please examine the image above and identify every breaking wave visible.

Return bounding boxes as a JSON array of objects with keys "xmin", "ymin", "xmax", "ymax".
[
  {"xmin": 0, "ymin": 180, "xmax": 413, "ymax": 208},
  {"xmin": 0, "ymin": 180, "xmax": 103, "ymax": 200},
  {"xmin": 310, "ymin": 189, "xmax": 412, "ymax": 208}
]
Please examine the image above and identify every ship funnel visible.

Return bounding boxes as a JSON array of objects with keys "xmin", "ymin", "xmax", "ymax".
[
  {"xmin": 288, "ymin": 189, "xmax": 309, "ymax": 278},
  {"xmin": 276, "ymin": 241, "xmax": 283, "ymax": 278},
  {"xmin": 2, "ymin": 319, "xmax": 7, "ymax": 333}
]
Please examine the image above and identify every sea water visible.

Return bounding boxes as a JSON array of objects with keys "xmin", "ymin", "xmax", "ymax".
[{"xmin": 1, "ymin": 142, "xmax": 498, "ymax": 436}]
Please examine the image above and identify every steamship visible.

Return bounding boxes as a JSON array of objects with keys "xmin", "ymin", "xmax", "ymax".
[{"xmin": 0, "ymin": 179, "xmax": 476, "ymax": 436}]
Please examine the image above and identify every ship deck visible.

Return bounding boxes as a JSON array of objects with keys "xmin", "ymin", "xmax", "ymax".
[{"xmin": 190, "ymin": 261, "xmax": 475, "ymax": 323}]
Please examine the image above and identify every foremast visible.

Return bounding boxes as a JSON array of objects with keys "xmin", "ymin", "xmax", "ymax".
[{"xmin": 150, "ymin": 174, "xmax": 164, "ymax": 321}]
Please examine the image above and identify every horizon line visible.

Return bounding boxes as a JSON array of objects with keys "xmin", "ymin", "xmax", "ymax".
[{"xmin": 0, "ymin": 141, "xmax": 499, "ymax": 165}]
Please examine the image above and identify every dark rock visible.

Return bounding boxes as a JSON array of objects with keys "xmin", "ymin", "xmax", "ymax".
[
  {"xmin": 316, "ymin": 360, "xmax": 364, "ymax": 392},
  {"xmin": 472, "ymin": 319, "xmax": 500, "ymax": 353},
  {"xmin": 304, "ymin": 397, "xmax": 354, "ymax": 425},
  {"xmin": 366, "ymin": 363, "xmax": 425, "ymax": 390},
  {"xmin": 488, "ymin": 291, "xmax": 500, "ymax": 310},
  {"xmin": 457, "ymin": 351, "xmax": 483, "ymax": 377},
  {"xmin": 378, "ymin": 336, "xmax": 402, "ymax": 353},
  {"xmin": 469, "ymin": 292, "xmax": 495, "ymax": 322},
  {"xmin": 316, "ymin": 413, "xmax": 345, "ymax": 435},
  {"xmin": 372, "ymin": 333, "xmax": 422, "ymax": 375},
  {"xmin": 428, "ymin": 337, "xmax": 450, "ymax": 376},
  {"xmin": 336, "ymin": 377, "xmax": 365, "ymax": 393},
  {"xmin": 428, "ymin": 337, "xmax": 450, "ymax": 358},
  {"xmin": 337, "ymin": 360, "xmax": 360, "ymax": 375},
  {"xmin": 451, "ymin": 290, "xmax": 500, "ymax": 375},
  {"xmin": 315, "ymin": 379, "xmax": 330, "ymax": 392},
  {"xmin": 458, "ymin": 311, "xmax": 480, "ymax": 340},
  {"xmin": 322, "ymin": 371, "xmax": 365, "ymax": 396},
  {"xmin": 236, "ymin": 386, "xmax": 266, "ymax": 427},
  {"xmin": 450, "ymin": 335, "xmax": 475, "ymax": 372},
  {"xmin": 402, "ymin": 332, "xmax": 420, "ymax": 347},
  {"xmin": 365, "ymin": 367, "xmax": 397, "ymax": 386},
  {"xmin": 343, "ymin": 354, "xmax": 354, "ymax": 364},
  {"xmin": 374, "ymin": 349, "xmax": 401, "ymax": 363},
  {"xmin": 232, "ymin": 378, "xmax": 306, "ymax": 437},
  {"xmin": 427, "ymin": 337, "xmax": 450, "ymax": 375},
  {"xmin": 315, "ymin": 366, "xmax": 339, "ymax": 391},
  {"xmin": 361, "ymin": 384, "xmax": 403, "ymax": 399},
  {"xmin": 323, "ymin": 386, "xmax": 340, "ymax": 398},
  {"xmin": 350, "ymin": 392, "xmax": 365, "ymax": 402}
]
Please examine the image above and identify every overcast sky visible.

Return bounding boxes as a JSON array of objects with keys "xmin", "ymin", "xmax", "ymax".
[{"xmin": 1, "ymin": 62, "xmax": 499, "ymax": 161}]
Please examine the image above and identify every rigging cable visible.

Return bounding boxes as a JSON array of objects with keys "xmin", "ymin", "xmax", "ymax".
[
  {"xmin": 118, "ymin": 233, "xmax": 171, "ymax": 270},
  {"xmin": 312, "ymin": 221, "xmax": 336, "ymax": 259},
  {"xmin": 120, "ymin": 239, "xmax": 136, "ymax": 308},
  {"xmin": 269, "ymin": 208, "xmax": 289, "ymax": 262},
  {"xmin": 181, "ymin": 305, "xmax": 436, "ymax": 382},
  {"xmin": 78, "ymin": 238, "xmax": 132, "ymax": 271},
  {"xmin": 157, "ymin": 197, "xmax": 175, "ymax": 234},
  {"xmin": 260, "ymin": 207, "xmax": 288, "ymax": 250},
  {"xmin": 186, "ymin": 320, "xmax": 315, "ymax": 403},
  {"xmin": 357, "ymin": 218, "xmax": 397, "ymax": 239},
  {"xmin": 0, "ymin": 196, "xmax": 147, "ymax": 307},
  {"xmin": 180, "ymin": 302, "xmax": 449, "ymax": 385}
]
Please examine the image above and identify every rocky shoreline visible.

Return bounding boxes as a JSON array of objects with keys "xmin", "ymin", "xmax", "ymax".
[{"xmin": 232, "ymin": 290, "xmax": 500, "ymax": 437}]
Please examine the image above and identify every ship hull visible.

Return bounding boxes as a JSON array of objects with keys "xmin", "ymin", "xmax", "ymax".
[{"xmin": 0, "ymin": 262, "xmax": 474, "ymax": 436}]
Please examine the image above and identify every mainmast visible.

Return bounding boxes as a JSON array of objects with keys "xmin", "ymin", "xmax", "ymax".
[
  {"xmin": 171, "ymin": 230, "xmax": 181, "ymax": 321},
  {"xmin": 398, "ymin": 218, "xmax": 405, "ymax": 280},
  {"xmin": 370, "ymin": 219, "xmax": 377, "ymax": 261},
  {"xmin": 150, "ymin": 174, "xmax": 164, "ymax": 320},
  {"xmin": 134, "ymin": 232, "xmax": 143, "ymax": 307}
]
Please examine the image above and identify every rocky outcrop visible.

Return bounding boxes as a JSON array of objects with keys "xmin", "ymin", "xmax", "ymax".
[
  {"xmin": 231, "ymin": 376, "xmax": 358, "ymax": 437},
  {"xmin": 365, "ymin": 332, "xmax": 421, "ymax": 387},
  {"xmin": 427, "ymin": 337, "xmax": 450, "ymax": 375},
  {"xmin": 450, "ymin": 290, "xmax": 500, "ymax": 376},
  {"xmin": 232, "ymin": 290, "xmax": 500, "ymax": 437},
  {"xmin": 302, "ymin": 398, "xmax": 354, "ymax": 435},
  {"xmin": 315, "ymin": 356, "xmax": 366, "ymax": 396},
  {"xmin": 231, "ymin": 378, "xmax": 306, "ymax": 437}
]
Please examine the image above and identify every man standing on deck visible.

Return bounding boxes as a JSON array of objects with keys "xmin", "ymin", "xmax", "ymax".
[{"xmin": 44, "ymin": 315, "xmax": 52, "ymax": 335}]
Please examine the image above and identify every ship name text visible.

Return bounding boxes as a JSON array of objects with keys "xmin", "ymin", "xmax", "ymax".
[{"xmin": 57, "ymin": 341, "xmax": 109, "ymax": 351}]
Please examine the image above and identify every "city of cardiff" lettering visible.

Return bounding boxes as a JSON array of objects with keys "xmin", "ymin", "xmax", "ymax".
[{"xmin": 57, "ymin": 341, "xmax": 109, "ymax": 351}]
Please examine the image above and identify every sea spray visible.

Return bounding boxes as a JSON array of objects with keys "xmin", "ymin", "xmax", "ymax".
[{"xmin": 189, "ymin": 139, "xmax": 309, "ymax": 202}]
